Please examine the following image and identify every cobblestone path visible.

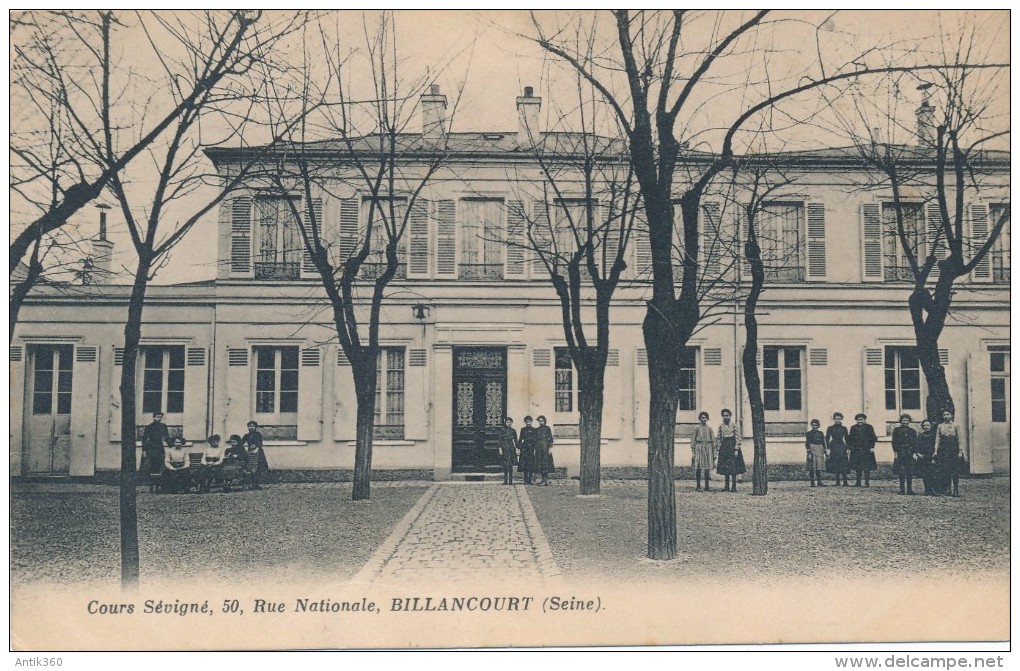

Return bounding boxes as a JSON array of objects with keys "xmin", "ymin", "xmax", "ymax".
[{"xmin": 353, "ymin": 483, "xmax": 560, "ymax": 585}]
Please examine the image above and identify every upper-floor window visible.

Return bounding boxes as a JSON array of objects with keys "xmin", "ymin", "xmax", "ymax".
[
  {"xmin": 361, "ymin": 197, "xmax": 407, "ymax": 280},
  {"xmin": 255, "ymin": 197, "xmax": 302, "ymax": 280},
  {"xmin": 374, "ymin": 347, "xmax": 405, "ymax": 439},
  {"xmin": 988, "ymin": 203, "xmax": 1010, "ymax": 283},
  {"xmin": 882, "ymin": 202, "xmax": 925, "ymax": 281},
  {"xmin": 758, "ymin": 203, "xmax": 804, "ymax": 281},
  {"xmin": 459, "ymin": 198, "xmax": 504, "ymax": 280},
  {"xmin": 141, "ymin": 346, "xmax": 185, "ymax": 415}
]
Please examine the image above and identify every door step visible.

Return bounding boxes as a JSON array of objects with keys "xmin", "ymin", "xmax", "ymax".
[{"xmin": 449, "ymin": 473, "xmax": 502, "ymax": 482}]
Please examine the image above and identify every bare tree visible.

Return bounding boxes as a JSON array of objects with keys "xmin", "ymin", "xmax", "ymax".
[
  {"xmin": 531, "ymin": 10, "xmax": 1008, "ymax": 559},
  {"xmin": 250, "ymin": 13, "xmax": 463, "ymax": 500},
  {"xmin": 87, "ymin": 10, "xmax": 309, "ymax": 588}
]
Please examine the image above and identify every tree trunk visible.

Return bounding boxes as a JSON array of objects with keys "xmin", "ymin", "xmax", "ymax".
[
  {"xmin": 351, "ymin": 354, "xmax": 378, "ymax": 501},
  {"xmin": 118, "ymin": 253, "xmax": 152, "ymax": 589},
  {"xmin": 643, "ymin": 307, "xmax": 680, "ymax": 560},
  {"xmin": 10, "ymin": 237, "xmax": 44, "ymax": 343},
  {"xmin": 908, "ymin": 291, "xmax": 955, "ymax": 421},
  {"xmin": 743, "ymin": 230, "xmax": 768, "ymax": 496},
  {"xmin": 577, "ymin": 362, "xmax": 606, "ymax": 496}
]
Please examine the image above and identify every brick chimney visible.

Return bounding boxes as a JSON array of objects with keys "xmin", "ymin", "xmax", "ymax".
[
  {"xmin": 916, "ymin": 83, "xmax": 935, "ymax": 147},
  {"xmin": 420, "ymin": 84, "xmax": 447, "ymax": 141},
  {"xmin": 88, "ymin": 204, "xmax": 113, "ymax": 283},
  {"xmin": 516, "ymin": 86, "xmax": 541, "ymax": 147}
]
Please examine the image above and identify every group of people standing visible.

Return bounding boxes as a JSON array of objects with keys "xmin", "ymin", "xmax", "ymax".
[
  {"xmin": 690, "ymin": 409, "xmax": 746, "ymax": 492},
  {"xmin": 140, "ymin": 413, "xmax": 270, "ymax": 494},
  {"xmin": 498, "ymin": 415, "xmax": 555, "ymax": 485}
]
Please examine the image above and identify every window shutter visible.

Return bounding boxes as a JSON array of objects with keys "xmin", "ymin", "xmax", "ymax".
[
  {"xmin": 806, "ymin": 202, "xmax": 827, "ymax": 279},
  {"xmin": 505, "ymin": 199, "xmax": 527, "ymax": 277},
  {"xmin": 532, "ymin": 200, "xmax": 552, "ymax": 275},
  {"xmin": 633, "ymin": 216, "xmax": 652, "ymax": 280},
  {"xmin": 926, "ymin": 202, "xmax": 944, "ymax": 280},
  {"xmin": 227, "ymin": 348, "xmax": 248, "ymax": 367},
  {"xmin": 969, "ymin": 203, "xmax": 991, "ymax": 282},
  {"xmin": 435, "ymin": 199, "xmax": 457, "ymax": 278},
  {"xmin": 300, "ymin": 197, "xmax": 322, "ymax": 278},
  {"xmin": 70, "ymin": 344, "xmax": 99, "ymax": 475},
  {"xmin": 183, "ymin": 346, "xmax": 207, "ymax": 443},
  {"xmin": 703, "ymin": 347, "xmax": 722, "ymax": 366},
  {"xmin": 861, "ymin": 203, "xmax": 883, "ymax": 281},
  {"xmin": 809, "ymin": 348, "xmax": 828, "ymax": 366},
  {"xmin": 532, "ymin": 349, "xmax": 551, "ymax": 367},
  {"xmin": 338, "ymin": 198, "xmax": 360, "ymax": 263},
  {"xmin": 865, "ymin": 348, "xmax": 883, "ymax": 366},
  {"xmin": 939, "ymin": 348, "xmax": 949, "ymax": 366},
  {"xmin": 337, "ymin": 348, "xmax": 351, "ymax": 367},
  {"xmin": 224, "ymin": 346, "xmax": 250, "ymax": 439},
  {"xmin": 114, "ymin": 347, "xmax": 124, "ymax": 366},
  {"xmin": 637, "ymin": 348, "xmax": 648, "ymax": 366},
  {"xmin": 230, "ymin": 196, "xmax": 253, "ymax": 276},
  {"xmin": 409, "ymin": 349, "xmax": 427, "ymax": 367},
  {"xmin": 407, "ymin": 199, "xmax": 431, "ymax": 278},
  {"xmin": 298, "ymin": 348, "xmax": 322, "ymax": 441},
  {"xmin": 606, "ymin": 349, "xmax": 619, "ymax": 367},
  {"xmin": 9, "ymin": 346, "xmax": 22, "ymax": 362},
  {"xmin": 701, "ymin": 201, "xmax": 722, "ymax": 280}
]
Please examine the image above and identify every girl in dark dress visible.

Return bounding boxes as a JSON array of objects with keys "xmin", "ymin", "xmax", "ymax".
[
  {"xmin": 934, "ymin": 409, "xmax": 965, "ymax": 497},
  {"xmin": 240, "ymin": 420, "xmax": 270, "ymax": 488},
  {"xmin": 805, "ymin": 419, "xmax": 827, "ymax": 487},
  {"xmin": 498, "ymin": 417, "xmax": 519, "ymax": 485},
  {"xmin": 891, "ymin": 413, "xmax": 918, "ymax": 495},
  {"xmin": 848, "ymin": 412, "xmax": 878, "ymax": 487},
  {"xmin": 715, "ymin": 408, "xmax": 745, "ymax": 492},
  {"xmin": 915, "ymin": 419, "xmax": 937, "ymax": 495},
  {"xmin": 825, "ymin": 412, "xmax": 851, "ymax": 486},
  {"xmin": 518, "ymin": 416, "xmax": 538, "ymax": 485},
  {"xmin": 535, "ymin": 415, "xmax": 554, "ymax": 486}
]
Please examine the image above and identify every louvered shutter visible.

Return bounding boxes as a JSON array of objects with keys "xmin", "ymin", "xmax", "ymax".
[
  {"xmin": 861, "ymin": 203, "xmax": 883, "ymax": 281},
  {"xmin": 183, "ymin": 347, "xmax": 208, "ymax": 442},
  {"xmin": 297, "ymin": 348, "xmax": 322, "ymax": 440},
  {"xmin": 69, "ymin": 345, "xmax": 100, "ymax": 476},
  {"xmin": 224, "ymin": 347, "xmax": 250, "ymax": 436},
  {"xmin": 109, "ymin": 346, "xmax": 122, "ymax": 441},
  {"xmin": 300, "ymin": 198, "xmax": 323, "ymax": 278},
  {"xmin": 333, "ymin": 347, "xmax": 356, "ymax": 441},
  {"xmin": 435, "ymin": 200, "xmax": 457, "ymax": 278},
  {"xmin": 633, "ymin": 348, "xmax": 649, "ymax": 439},
  {"xmin": 505, "ymin": 199, "xmax": 527, "ymax": 277},
  {"xmin": 926, "ymin": 202, "xmax": 944, "ymax": 280},
  {"xmin": 338, "ymin": 198, "xmax": 360, "ymax": 264},
  {"xmin": 10, "ymin": 346, "xmax": 25, "ymax": 468},
  {"xmin": 701, "ymin": 201, "xmax": 722, "ymax": 280},
  {"xmin": 806, "ymin": 201, "xmax": 827, "ymax": 279},
  {"xmin": 407, "ymin": 199, "xmax": 431, "ymax": 278},
  {"xmin": 862, "ymin": 347, "xmax": 887, "ymax": 433},
  {"xmin": 532, "ymin": 200, "xmax": 552, "ymax": 275},
  {"xmin": 230, "ymin": 196, "xmax": 253, "ymax": 277},
  {"xmin": 633, "ymin": 213, "xmax": 652, "ymax": 280},
  {"xmin": 969, "ymin": 203, "xmax": 991, "ymax": 282}
]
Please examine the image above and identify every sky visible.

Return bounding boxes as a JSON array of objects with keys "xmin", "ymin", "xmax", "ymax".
[{"xmin": 10, "ymin": 9, "xmax": 1009, "ymax": 286}]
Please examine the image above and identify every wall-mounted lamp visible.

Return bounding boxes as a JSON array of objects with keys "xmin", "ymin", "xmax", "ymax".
[{"xmin": 412, "ymin": 303, "xmax": 430, "ymax": 321}]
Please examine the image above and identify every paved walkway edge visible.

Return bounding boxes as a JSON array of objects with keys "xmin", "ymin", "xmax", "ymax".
[
  {"xmin": 349, "ymin": 484, "xmax": 438, "ymax": 586},
  {"xmin": 515, "ymin": 485, "xmax": 562, "ymax": 583}
]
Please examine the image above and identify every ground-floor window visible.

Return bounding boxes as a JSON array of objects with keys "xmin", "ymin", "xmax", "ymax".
[
  {"xmin": 990, "ymin": 346, "xmax": 1009, "ymax": 423},
  {"xmin": 141, "ymin": 346, "xmax": 185, "ymax": 415},
  {"xmin": 554, "ymin": 347, "xmax": 575, "ymax": 412},
  {"xmin": 763, "ymin": 345, "xmax": 803, "ymax": 417},
  {"xmin": 885, "ymin": 346, "xmax": 922, "ymax": 413},
  {"xmin": 375, "ymin": 347, "xmax": 405, "ymax": 439},
  {"xmin": 254, "ymin": 346, "xmax": 299, "ymax": 427},
  {"xmin": 677, "ymin": 347, "xmax": 698, "ymax": 412}
]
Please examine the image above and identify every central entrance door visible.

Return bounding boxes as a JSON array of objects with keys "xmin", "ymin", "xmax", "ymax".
[
  {"xmin": 452, "ymin": 347, "xmax": 507, "ymax": 473},
  {"xmin": 25, "ymin": 344, "xmax": 73, "ymax": 475}
]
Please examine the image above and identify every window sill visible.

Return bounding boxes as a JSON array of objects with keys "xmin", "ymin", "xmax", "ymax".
[
  {"xmin": 337, "ymin": 440, "xmax": 416, "ymax": 447},
  {"xmin": 264, "ymin": 440, "xmax": 307, "ymax": 447}
]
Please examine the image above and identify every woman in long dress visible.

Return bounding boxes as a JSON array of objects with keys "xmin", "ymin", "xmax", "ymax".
[
  {"xmin": 891, "ymin": 414, "xmax": 918, "ymax": 495},
  {"xmin": 535, "ymin": 416, "xmax": 554, "ymax": 486},
  {"xmin": 691, "ymin": 411, "xmax": 715, "ymax": 492},
  {"xmin": 715, "ymin": 408, "xmax": 745, "ymax": 492},
  {"xmin": 825, "ymin": 412, "xmax": 850, "ymax": 486},
  {"xmin": 914, "ymin": 419, "xmax": 937, "ymax": 496},
  {"xmin": 934, "ymin": 409, "xmax": 965, "ymax": 497},
  {"xmin": 518, "ymin": 416, "xmax": 538, "ymax": 485}
]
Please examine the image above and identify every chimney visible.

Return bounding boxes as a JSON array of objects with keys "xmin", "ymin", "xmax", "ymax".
[
  {"xmin": 516, "ymin": 86, "xmax": 541, "ymax": 147},
  {"xmin": 420, "ymin": 84, "xmax": 447, "ymax": 141},
  {"xmin": 916, "ymin": 83, "xmax": 935, "ymax": 147},
  {"xmin": 89, "ymin": 204, "xmax": 113, "ymax": 283}
]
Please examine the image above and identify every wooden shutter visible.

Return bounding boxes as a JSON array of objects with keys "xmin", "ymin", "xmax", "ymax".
[
  {"xmin": 435, "ymin": 199, "xmax": 457, "ymax": 278},
  {"xmin": 333, "ymin": 347, "xmax": 356, "ymax": 441},
  {"xmin": 862, "ymin": 346, "xmax": 887, "ymax": 435},
  {"xmin": 69, "ymin": 345, "xmax": 100, "ymax": 476},
  {"xmin": 297, "ymin": 348, "xmax": 322, "ymax": 441},
  {"xmin": 532, "ymin": 200, "xmax": 552, "ymax": 275},
  {"xmin": 338, "ymin": 198, "xmax": 360, "ymax": 263},
  {"xmin": 405, "ymin": 348, "xmax": 428, "ymax": 441},
  {"xmin": 230, "ymin": 196, "xmax": 253, "ymax": 276},
  {"xmin": 109, "ymin": 346, "xmax": 122, "ymax": 441},
  {"xmin": 806, "ymin": 201, "xmax": 827, "ymax": 279},
  {"xmin": 701, "ymin": 201, "xmax": 722, "ymax": 280},
  {"xmin": 224, "ymin": 347, "xmax": 250, "ymax": 436},
  {"xmin": 9, "ymin": 345, "xmax": 25, "ymax": 470},
  {"xmin": 861, "ymin": 202, "xmax": 883, "ymax": 281},
  {"xmin": 633, "ymin": 348, "xmax": 649, "ymax": 439},
  {"xmin": 183, "ymin": 347, "xmax": 208, "ymax": 443},
  {"xmin": 505, "ymin": 199, "xmax": 527, "ymax": 277},
  {"xmin": 633, "ymin": 214, "xmax": 652, "ymax": 280},
  {"xmin": 300, "ymin": 197, "xmax": 323, "ymax": 278},
  {"xmin": 926, "ymin": 201, "xmax": 944, "ymax": 280},
  {"xmin": 407, "ymin": 199, "xmax": 431, "ymax": 278},
  {"xmin": 969, "ymin": 203, "xmax": 991, "ymax": 282}
]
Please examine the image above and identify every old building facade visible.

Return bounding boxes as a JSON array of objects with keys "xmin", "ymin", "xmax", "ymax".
[{"xmin": 10, "ymin": 88, "xmax": 1010, "ymax": 480}]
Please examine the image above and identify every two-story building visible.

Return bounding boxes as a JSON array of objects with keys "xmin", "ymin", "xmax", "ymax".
[{"xmin": 10, "ymin": 87, "xmax": 1009, "ymax": 480}]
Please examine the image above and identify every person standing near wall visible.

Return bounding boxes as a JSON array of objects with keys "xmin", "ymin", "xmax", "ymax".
[
  {"xmin": 825, "ymin": 412, "xmax": 850, "ymax": 487},
  {"xmin": 518, "ymin": 416, "xmax": 537, "ymax": 485},
  {"xmin": 848, "ymin": 413, "xmax": 878, "ymax": 488},
  {"xmin": 934, "ymin": 409, "xmax": 965, "ymax": 497},
  {"xmin": 715, "ymin": 409, "xmax": 744, "ymax": 492},
  {"xmin": 535, "ymin": 416, "xmax": 554, "ymax": 486},
  {"xmin": 140, "ymin": 411, "xmax": 172, "ymax": 493},
  {"xmin": 498, "ymin": 417, "xmax": 519, "ymax": 485},
  {"xmin": 891, "ymin": 414, "xmax": 918, "ymax": 495},
  {"xmin": 805, "ymin": 419, "xmax": 827, "ymax": 487},
  {"xmin": 691, "ymin": 411, "xmax": 715, "ymax": 492}
]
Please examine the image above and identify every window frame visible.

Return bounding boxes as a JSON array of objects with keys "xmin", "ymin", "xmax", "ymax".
[
  {"xmin": 361, "ymin": 195, "xmax": 408, "ymax": 279},
  {"xmin": 553, "ymin": 346, "xmax": 576, "ymax": 413},
  {"xmin": 458, "ymin": 197, "xmax": 506, "ymax": 280},
  {"xmin": 254, "ymin": 195, "xmax": 302, "ymax": 280},
  {"xmin": 988, "ymin": 202, "xmax": 1010, "ymax": 284},
  {"xmin": 881, "ymin": 200, "xmax": 926, "ymax": 282},
  {"xmin": 139, "ymin": 345, "xmax": 186, "ymax": 419},
  {"xmin": 989, "ymin": 346, "xmax": 1010, "ymax": 423},
  {"xmin": 252, "ymin": 345, "xmax": 300, "ymax": 427},
  {"xmin": 757, "ymin": 201, "xmax": 806, "ymax": 282},
  {"xmin": 374, "ymin": 346, "xmax": 406, "ymax": 439},
  {"xmin": 762, "ymin": 345, "xmax": 805, "ymax": 420},
  {"xmin": 884, "ymin": 346, "xmax": 924, "ymax": 415}
]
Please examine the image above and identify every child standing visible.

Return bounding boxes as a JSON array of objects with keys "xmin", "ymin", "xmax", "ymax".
[
  {"xmin": 825, "ymin": 412, "xmax": 850, "ymax": 486},
  {"xmin": 715, "ymin": 409, "xmax": 745, "ymax": 492},
  {"xmin": 498, "ymin": 417, "xmax": 519, "ymax": 485},
  {"xmin": 518, "ymin": 416, "xmax": 537, "ymax": 485},
  {"xmin": 934, "ymin": 409, "xmax": 965, "ymax": 497},
  {"xmin": 691, "ymin": 411, "xmax": 715, "ymax": 492},
  {"xmin": 891, "ymin": 413, "xmax": 918, "ymax": 495},
  {"xmin": 805, "ymin": 419, "xmax": 827, "ymax": 487},
  {"xmin": 915, "ymin": 419, "xmax": 937, "ymax": 495},
  {"xmin": 848, "ymin": 412, "xmax": 878, "ymax": 487}
]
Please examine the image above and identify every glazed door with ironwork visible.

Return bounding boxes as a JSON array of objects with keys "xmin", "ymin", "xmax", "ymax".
[{"xmin": 452, "ymin": 347, "xmax": 507, "ymax": 472}]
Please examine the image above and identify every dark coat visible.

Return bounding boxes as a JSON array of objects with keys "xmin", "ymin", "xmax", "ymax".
[
  {"xmin": 848, "ymin": 423, "xmax": 878, "ymax": 471},
  {"xmin": 825, "ymin": 424, "xmax": 850, "ymax": 474},
  {"xmin": 518, "ymin": 426, "xmax": 538, "ymax": 473},
  {"xmin": 498, "ymin": 426, "xmax": 519, "ymax": 467},
  {"xmin": 240, "ymin": 430, "xmax": 270, "ymax": 473},
  {"xmin": 140, "ymin": 421, "xmax": 171, "ymax": 475},
  {"xmin": 914, "ymin": 429, "xmax": 936, "ymax": 483},
  {"xmin": 535, "ymin": 425, "xmax": 555, "ymax": 473},
  {"xmin": 891, "ymin": 425, "xmax": 918, "ymax": 475}
]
